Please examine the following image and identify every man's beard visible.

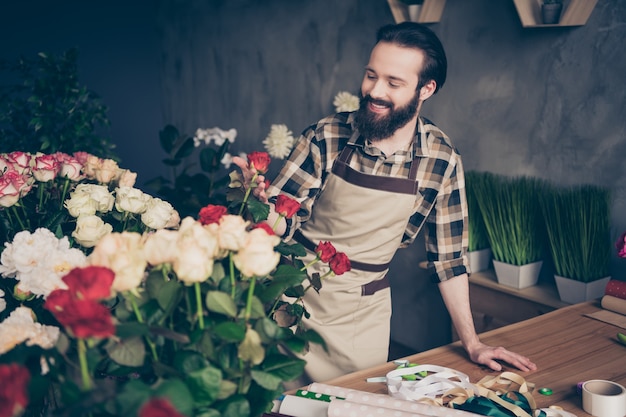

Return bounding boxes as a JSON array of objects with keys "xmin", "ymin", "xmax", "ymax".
[{"xmin": 354, "ymin": 92, "xmax": 419, "ymax": 141}]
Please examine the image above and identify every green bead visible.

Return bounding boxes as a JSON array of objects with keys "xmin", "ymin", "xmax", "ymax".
[{"xmin": 538, "ymin": 387, "xmax": 553, "ymax": 395}]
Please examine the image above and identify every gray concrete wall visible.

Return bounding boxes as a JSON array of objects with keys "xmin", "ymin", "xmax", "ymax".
[{"xmin": 2, "ymin": 0, "xmax": 625, "ymax": 353}]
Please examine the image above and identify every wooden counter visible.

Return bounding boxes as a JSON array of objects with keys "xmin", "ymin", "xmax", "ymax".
[{"xmin": 322, "ymin": 301, "xmax": 626, "ymax": 416}]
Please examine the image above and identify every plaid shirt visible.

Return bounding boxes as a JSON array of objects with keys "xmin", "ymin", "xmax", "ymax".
[{"xmin": 268, "ymin": 112, "xmax": 469, "ymax": 282}]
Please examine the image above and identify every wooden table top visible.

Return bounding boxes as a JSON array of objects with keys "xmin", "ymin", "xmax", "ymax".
[{"xmin": 322, "ymin": 301, "xmax": 626, "ymax": 416}]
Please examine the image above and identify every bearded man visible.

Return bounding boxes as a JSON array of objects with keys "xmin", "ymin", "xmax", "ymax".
[{"xmin": 234, "ymin": 21, "xmax": 536, "ymax": 383}]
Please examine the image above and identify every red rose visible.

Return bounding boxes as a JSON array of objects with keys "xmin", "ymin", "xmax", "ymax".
[
  {"xmin": 0, "ymin": 363, "xmax": 30, "ymax": 417},
  {"xmin": 247, "ymin": 151, "xmax": 271, "ymax": 174},
  {"xmin": 329, "ymin": 252, "xmax": 351, "ymax": 276},
  {"xmin": 275, "ymin": 194, "xmax": 300, "ymax": 218},
  {"xmin": 45, "ymin": 294, "xmax": 115, "ymax": 339},
  {"xmin": 315, "ymin": 241, "xmax": 337, "ymax": 263},
  {"xmin": 252, "ymin": 222, "xmax": 276, "ymax": 236},
  {"xmin": 139, "ymin": 397, "xmax": 186, "ymax": 417},
  {"xmin": 44, "ymin": 289, "xmax": 75, "ymax": 313},
  {"xmin": 263, "ymin": 178, "xmax": 271, "ymax": 190},
  {"xmin": 198, "ymin": 204, "xmax": 228, "ymax": 225},
  {"xmin": 62, "ymin": 266, "xmax": 114, "ymax": 301},
  {"xmin": 616, "ymin": 231, "xmax": 626, "ymax": 258}
]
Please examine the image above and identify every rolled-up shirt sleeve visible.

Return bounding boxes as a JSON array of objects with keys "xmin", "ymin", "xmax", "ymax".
[{"xmin": 424, "ymin": 153, "xmax": 469, "ymax": 282}]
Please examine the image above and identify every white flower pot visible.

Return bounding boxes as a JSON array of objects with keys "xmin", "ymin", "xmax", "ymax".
[
  {"xmin": 493, "ymin": 260, "xmax": 543, "ymax": 289},
  {"xmin": 467, "ymin": 248, "xmax": 491, "ymax": 273},
  {"xmin": 554, "ymin": 275, "xmax": 611, "ymax": 304}
]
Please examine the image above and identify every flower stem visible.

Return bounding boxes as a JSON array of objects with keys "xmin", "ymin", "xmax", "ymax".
[
  {"xmin": 129, "ymin": 293, "xmax": 159, "ymax": 361},
  {"xmin": 10, "ymin": 206, "xmax": 28, "ymax": 231},
  {"xmin": 238, "ymin": 173, "xmax": 258, "ymax": 216},
  {"xmin": 78, "ymin": 338, "xmax": 93, "ymax": 390},
  {"xmin": 229, "ymin": 254, "xmax": 236, "ymax": 299},
  {"xmin": 60, "ymin": 177, "xmax": 71, "ymax": 208},
  {"xmin": 244, "ymin": 278, "xmax": 256, "ymax": 322},
  {"xmin": 195, "ymin": 282, "xmax": 205, "ymax": 330},
  {"xmin": 272, "ymin": 214, "xmax": 285, "ymax": 232}
]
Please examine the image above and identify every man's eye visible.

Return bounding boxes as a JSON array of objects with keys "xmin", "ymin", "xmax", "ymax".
[{"xmin": 366, "ymin": 74, "xmax": 377, "ymax": 80}]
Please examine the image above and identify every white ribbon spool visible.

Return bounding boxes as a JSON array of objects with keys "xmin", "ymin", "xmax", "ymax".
[{"xmin": 582, "ymin": 380, "xmax": 626, "ymax": 417}]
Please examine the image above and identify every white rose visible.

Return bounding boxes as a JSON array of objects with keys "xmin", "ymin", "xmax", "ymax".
[
  {"xmin": 64, "ymin": 191, "xmax": 97, "ymax": 217},
  {"xmin": 86, "ymin": 184, "xmax": 115, "ymax": 212},
  {"xmin": 233, "ymin": 228, "xmax": 280, "ymax": 278},
  {"xmin": 115, "ymin": 186, "xmax": 151, "ymax": 214},
  {"xmin": 72, "ymin": 215, "xmax": 113, "ymax": 248},
  {"xmin": 217, "ymin": 215, "xmax": 249, "ymax": 251},
  {"xmin": 141, "ymin": 198, "xmax": 176, "ymax": 230},
  {"xmin": 143, "ymin": 229, "xmax": 178, "ymax": 265},
  {"xmin": 0, "ymin": 289, "xmax": 5, "ymax": 313},
  {"xmin": 89, "ymin": 232, "xmax": 147, "ymax": 293},
  {"xmin": 95, "ymin": 158, "xmax": 119, "ymax": 184}
]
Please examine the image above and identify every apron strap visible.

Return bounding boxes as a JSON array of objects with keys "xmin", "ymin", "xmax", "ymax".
[
  {"xmin": 293, "ymin": 230, "xmax": 391, "ymax": 273},
  {"xmin": 332, "ymin": 145, "xmax": 420, "ymax": 194}
]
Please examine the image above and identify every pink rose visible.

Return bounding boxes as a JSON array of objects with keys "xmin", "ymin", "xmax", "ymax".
[
  {"xmin": 54, "ymin": 152, "xmax": 84, "ymax": 181},
  {"xmin": 5, "ymin": 151, "xmax": 32, "ymax": 173},
  {"xmin": 72, "ymin": 151, "xmax": 90, "ymax": 165},
  {"xmin": 32, "ymin": 153, "xmax": 60, "ymax": 182},
  {"xmin": 0, "ymin": 170, "xmax": 26, "ymax": 207}
]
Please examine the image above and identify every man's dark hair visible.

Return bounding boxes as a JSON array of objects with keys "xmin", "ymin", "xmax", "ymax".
[{"xmin": 376, "ymin": 22, "xmax": 447, "ymax": 93}]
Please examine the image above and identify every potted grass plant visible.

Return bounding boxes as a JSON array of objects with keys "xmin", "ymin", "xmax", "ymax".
[
  {"xmin": 539, "ymin": 184, "xmax": 612, "ymax": 304},
  {"xmin": 472, "ymin": 173, "xmax": 545, "ymax": 289},
  {"xmin": 465, "ymin": 171, "xmax": 492, "ymax": 273}
]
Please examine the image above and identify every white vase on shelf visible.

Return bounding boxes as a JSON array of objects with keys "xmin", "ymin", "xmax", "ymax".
[
  {"xmin": 493, "ymin": 260, "xmax": 543, "ymax": 289},
  {"xmin": 467, "ymin": 248, "xmax": 491, "ymax": 273},
  {"xmin": 554, "ymin": 275, "xmax": 611, "ymax": 304}
]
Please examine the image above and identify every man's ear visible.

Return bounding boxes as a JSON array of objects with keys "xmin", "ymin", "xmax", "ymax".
[{"xmin": 419, "ymin": 79, "xmax": 437, "ymax": 101}]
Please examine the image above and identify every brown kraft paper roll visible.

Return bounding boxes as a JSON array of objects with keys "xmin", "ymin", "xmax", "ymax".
[{"xmin": 600, "ymin": 295, "xmax": 626, "ymax": 316}]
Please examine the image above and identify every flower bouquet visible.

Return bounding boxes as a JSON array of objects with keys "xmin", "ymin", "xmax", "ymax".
[
  {"xmin": 0, "ymin": 151, "xmax": 180, "ymax": 249},
  {"xmin": 0, "ymin": 151, "xmax": 350, "ymax": 417}
]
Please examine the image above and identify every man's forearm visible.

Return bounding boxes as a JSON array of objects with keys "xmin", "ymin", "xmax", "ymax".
[{"xmin": 438, "ymin": 274, "xmax": 480, "ymax": 350}]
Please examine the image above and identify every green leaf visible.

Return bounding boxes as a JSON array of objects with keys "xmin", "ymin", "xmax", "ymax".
[
  {"xmin": 154, "ymin": 377, "xmax": 195, "ymax": 416},
  {"xmin": 215, "ymin": 395, "xmax": 250, "ymax": 417},
  {"xmin": 246, "ymin": 197, "xmax": 270, "ymax": 223},
  {"xmin": 185, "ymin": 365, "xmax": 223, "ymax": 406},
  {"xmin": 275, "ymin": 241, "xmax": 307, "ymax": 258},
  {"xmin": 214, "ymin": 322, "xmax": 246, "ymax": 342},
  {"xmin": 255, "ymin": 265, "xmax": 307, "ymax": 303},
  {"xmin": 254, "ymin": 317, "xmax": 285, "ymax": 342},
  {"xmin": 217, "ymin": 380, "xmax": 238, "ymax": 400},
  {"xmin": 174, "ymin": 136, "xmax": 195, "ymax": 159},
  {"xmin": 174, "ymin": 350, "xmax": 210, "ymax": 374},
  {"xmin": 115, "ymin": 380, "xmax": 152, "ymax": 417},
  {"xmin": 156, "ymin": 278, "xmax": 184, "ymax": 311},
  {"xmin": 261, "ymin": 354, "xmax": 306, "ymax": 381},
  {"xmin": 251, "ymin": 369, "xmax": 283, "ymax": 390},
  {"xmin": 238, "ymin": 327, "xmax": 265, "ymax": 365},
  {"xmin": 105, "ymin": 336, "xmax": 145, "ymax": 367},
  {"xmin": 159, "ymin": 124, "xmax": 179, "ymax": 154},
  {"xmin": 200, "ymin": 147, "xmax": 219, "ymax": 172},
  {"xmin": 205, "ymin": 290, "xmax": 238, "ymax": 317},
  {"xmin": 115, "ymin": 322, "xmax": 149, "ymax": 338}
]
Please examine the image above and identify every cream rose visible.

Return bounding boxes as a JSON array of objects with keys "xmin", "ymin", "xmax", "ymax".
[
  {"xmin": 72, "ymin": 215, "xmax": 113, "ymax": 247},
  {"xmin": 89, "ymin": 232, "xmax": 147, "ymax": 293},
  {"xmin": 115, "ymin": 186, "xmax": 151, "ymax": 214},
  {"xmin": 172, "ymin": 217, "xmax": 219, "ymax": 284},
  {"xmin": 217, "ymin": 214, "xmax": 249, "ymax": 251},
  {"xmin": 96, "ymin": 158, "xmax": 119, "ymax": 184},
  {"xmin": 143, "ymin": 229, "xmax": 178, "ymax": 265},
  {"xmin": 233, "ymin": 228, "xmax": 280, "ymax": 278},
  {"xmin": 141, "ymin": 198, "xmax": 177, "ymax": 230},
  {"xmin": 116, "ymin": 169, "xmax": 137, "ymax": 187}
]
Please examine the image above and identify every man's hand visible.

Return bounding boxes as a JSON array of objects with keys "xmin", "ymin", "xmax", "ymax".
[
  {"xmin": 232, "ymin": 156, "xmax": 269, "ymax": 203},
  {"xmin": 466, "ymin": 341, "xmax": 537, "ymax": 372}
]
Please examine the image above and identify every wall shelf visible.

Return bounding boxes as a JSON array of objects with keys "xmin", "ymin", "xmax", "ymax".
[
  {"xmin": 512, "ymin": 0, "xmax": 598, "ymax": 28},
  {"xmin": 387, "ymin": 0, "xmax": 447, "ymax": 24}
]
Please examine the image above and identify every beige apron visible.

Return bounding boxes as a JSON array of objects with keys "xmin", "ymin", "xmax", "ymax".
[{"xmin": 292, "ymin": 137, "xmax": 420, "ymax": 382}]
